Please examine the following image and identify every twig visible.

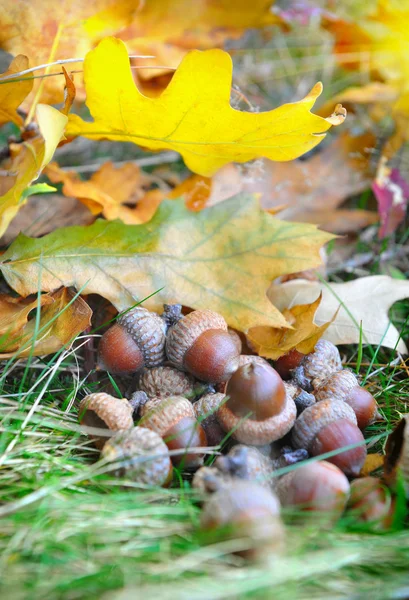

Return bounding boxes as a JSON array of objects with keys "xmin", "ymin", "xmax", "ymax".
[{"xmin": 59, "ymin": 151, "xmax": 181, "ymax": 173}]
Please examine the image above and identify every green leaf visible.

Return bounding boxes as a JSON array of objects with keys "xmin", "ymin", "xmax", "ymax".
[
  {"xmin": 20, "ymin": 183, "xmax": 56, "ymax": 204},
  {"xmin": 0, "ymin": 195, "xmax": 333, "ymax": 331}
]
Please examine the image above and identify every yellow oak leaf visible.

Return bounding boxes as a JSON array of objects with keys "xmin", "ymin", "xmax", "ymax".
[
  {"xmin": 0, "ymin": 55, "xmax": 33, "ymax": 126},
  {"xmin": 0, "ymin": 288, "xmax": 92, "ymax": 358},
  {"xmin": 246, "ymin": 294, "xmax": 336, "ymax": 360},
  {"xmin": 46, "ymin": 161, "xmax": 152, "ymax": 223},
  {"xmin": 0, "ymin": 105, "xmax": 67, "ymax": 237},
  {"xmin": 0, "ymin": 195, "xmax": 333, "ymax": 332},
  {"xmin": 66, "ymin": 37, "xmax": 345, "ymax": 177}
]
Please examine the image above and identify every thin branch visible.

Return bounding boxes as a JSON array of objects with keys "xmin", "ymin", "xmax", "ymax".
[{"xmin": 59, "ymin": 151, "xmax": 180, "ymax": 173}]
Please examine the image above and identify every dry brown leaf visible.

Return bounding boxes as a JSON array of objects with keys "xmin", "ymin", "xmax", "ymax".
[
  {"xmin": 246, "ymin": 294, "xmax": 335, "ymax": 360},
  {"xmin": 0, "ymin": 288, "xmax": 92, "ymax": 358},
  {"xmin": 267, "ymin": 275, "xmax": 409, "ymax": 352},
  {"xmin": 360, "ymin": 453, "xmax": 384, "ymax": 477}
]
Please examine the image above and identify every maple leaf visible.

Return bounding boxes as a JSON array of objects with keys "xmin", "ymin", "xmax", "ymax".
[
  {"xmin": 0, "ymin": 288, "xmax": 92, "ymax": 358},
  {"xmin": 0, "ymin": 195, "xmax": 333, "ymax": 332},
  {"xmin": 246, "ymin": 294, "xmax": 335, "ymax": 360},
  {"xmin": 268, "ymin": 275, "xmax": 409, "ymax": 352},
  {"xmin": 66, "ymin": 37, "xmax": 345, "ymax": 177},
  {"xmin": 0, "ymin": 55, "xmax": 33, "ymax": 126},
  {"xmin": 0, "ymin": 105, "xmax": 67, "ymax": 237},
  {"xmin": 46, "ymin": 161, "xmax": 154, "ymax": 223}
]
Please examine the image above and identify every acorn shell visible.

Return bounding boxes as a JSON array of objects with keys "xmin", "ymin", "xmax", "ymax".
[
  {"xmin": 118, "ymin": 307, "xmax": 166, "ymax": 368},
  {"xmin": 166, "ymin": 310, "xmax": 227, "ymax": 369},
  {"xmin": 78, "ymin": 393, "xmax": 134, "ymax": 449},
  {"xmin": 101, "ymin": 426, "xmax": 172, "ymax": 486},
  {"xmin": 140, "ymin": 395, "xmax": 195, "ymax": 436},
  {"xmin": 238, "ymin": 355, "xmax": 271, "ymax": 368},
  {"xmin": 138, "ymin": 366, "xmax": 196, "ymax": 399},
  {"xmin": 302, "ymin": 339, "xmax": 342, "ymax": 384},
  {"xmin": 384, "ymin": 414, "xmax": 409, "ymax": 497},
  {"xmin": 194, "ymin": 393, "xmax": 226, "ymax": 446},
  {"xmin": 314, "ymin": 369, "xmax": 358, "ymax": 402},
  {"xmin": 291, "ymin": 399, "xmax": 357, "ymax": 451}
]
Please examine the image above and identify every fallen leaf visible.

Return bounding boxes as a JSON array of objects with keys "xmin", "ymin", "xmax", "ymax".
[
  {"xmin": 0, "ymin": 288, "xmax": 92, "ymax": 358},
  {"xmin": 0, "ymin": 54, "xmax": 33, "ymax": 126},
  {"xmin": 372, "ymin": 162, "xmax": 409, "ymax": 239},
  {"xmin": 0, "ymin": 105, "xmax": 67, "ymax": 237},
  {"xmin": 46, "ymin": 161, "xmax": 151, "ymax": 223},
  {"xmin": 286, "ymin": 209, "xmax": 378, "ymax": 235},
  {"xmin": 360, "ymin": 453, "xmax": 384, "ymax": 477},
  {"xmin": 267, "ymin": 275, "xmax": 409, "ymax": 352},
  {"xmin": 0, "ymin": 195, "xmax": 333, "ymax": 332},
  {"xmin": 66, "ymin": 37, "xmax": 345, "ymax": 177},
  {"xmin": 246, "ymin": 294, "xmax": 335, "ymax": 360},
  {"xmin": 61, "ymin": 67, "xmax": 76, "ymax": 116}
]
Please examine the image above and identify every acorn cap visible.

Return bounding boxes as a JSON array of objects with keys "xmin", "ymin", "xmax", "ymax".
[
  {"xmin": 78, "ymin": 393, "xmax": 134, "ymax": 448},
  {"xmin": 101, "ymin": 426, "xmax": 172, "ymax": 486},
  {"xmin": 214, "ymin": 444, "xmax": 274, "ymax": 488},
  {"xmin": 384, "ymin": 414, "xmax": 409, "ymax": 497},
  {"xmin": 139, "ymin": 395, "xmax": 195, "ymax": 437},
  {"xmin": 192, "ymin": 465, "xmax": 234, "ymax": 494},
  {"xmin": 217, "ymin": 385, "xmax": 297, "ymax": 445},
  {"xmin": 138, "ymin": 366, "xmax": 196, "ymax": 399},
  {"xmin": 238, "ymin": 355, "xmax": 270, "ymax": 368},
  {"xmin": 166, "ymin": 310, "xmax": 227, "ymax": 369},
  {"xmin": 302, "ymin": 339, "xmax": 342, "ymax": 383},
  {"xmin": 119, "ymin": 307, "xmax": 166, "ymax": 368},
  {"xmin": 194, "ymin": 392, "xmax": 226, "ymax": 446},
  {"xmin": 314, "ymin": 369, "xmax": 359, "ymax": 402},
  {"xmin": 292, "ymin": 399, "xmax": 357, "ymax": 451}
]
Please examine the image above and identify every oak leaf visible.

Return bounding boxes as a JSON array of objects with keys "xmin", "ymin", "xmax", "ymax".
[
  {"xmin": 246, "ymin": 294, "xmax": 335, "ymax": 360},
  {"xmin": 0, "ymin": 288, "xmax": 92, "ymax": 358},
  {"xmin": 267, "ymin": 275, "xmax": 409, "ymax": 352},
  {"xmin": 0, "ymin": 55, "xmax": 33, "ymax": 126},
  {"xmin": 0, "ymin": 105, "xmax": 67, "ymax": 237},
  {"xmin": 0, "ymin": 195, "xmax": 333, "ymax": 332},
  {"xmin": 46, "ymin": 161, "xmax": 153, "ymax": 223},
  {"xmin": 66, "ymin": 37, "xmax": 345, "ymax": 177}
]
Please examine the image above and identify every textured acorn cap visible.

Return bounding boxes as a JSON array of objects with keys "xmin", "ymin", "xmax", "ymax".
[
  {"xmin": 217, "ymin": 386, "xmax": 297, "ymax": 446},
  {"xmin": 118, "ymin": 307, "xmax": 166, "ymax": 368},
  {"xmin": 314, "ymin": 369, "xmax": 358, "ymax": 402},
  {"xmin": 192, "ymin": 465, "xmax": 234, "ymax": 494},
  {"xmin": 238, "ymin": 355, "xmax": 270, "ymax": 368},
  {"xmin": 215, "ymin": 444, "xmax": 274, "ymax": 488},
  {"xmin": 78, "ymin": 393, "xmax": 134, "ymax": 448},
  {"xmin": 166, "ymin": 310, "xmax": 227, "ymax": 369},
  {"xmin": 302, "ymin": 339, "xmax": 342, "ymax": 383},
  {"xmin": 139, "ymin": 395, "xmax": 195, "ymax": 437},
  {"xmin": 384, "ymin": 414, "xmax": 409, "ymax": 497},
  {"xmin": 138, "ymin": 366, "xmax": 196, "ymax": 399},
  {"xmin": 194, "ymin": 393, "xmax": 226, "ymax": 446},
  {"xmin": 101, "ymin": 426, "xmax": 172, "ymax": 486},
  {"xmin": 292, "ymin": 399, "xmax": 357, "ymax": 451}
]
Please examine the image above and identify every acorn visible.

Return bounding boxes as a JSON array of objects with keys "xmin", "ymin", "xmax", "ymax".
[
  {"xmin": 194, "ymin": 393, "xmax": 227, "ymax": 446},
  {"xmin": 292, "ymin": 399, "xmax": 367, "ymax": 477},
  {"xmin": 384, "ymin": 414, "xmax": 409, "ymax": 497},
  {"xmin": 273, "ymin": 349, "xmax": 305, "ymax": 380},
  {"xmin": 314, "ymin": 370, "xmax": 382, "ymax": 429},
  {"xmin": 98, "ymin": 307, "xmax": 166, "ymax": 375},
  {"xmin": 214, "ymin": 444, "xmax": 274, "ymax": 488},
  {"xmin": 284, "ymin": 381, "xmax": 315, "ymax": 415},
  {"xmin": 275, "ymin": 460, "xmax": 350, "ymax": 518},
  {"xmin": 348, "ymin": 477, "xmax": 393, "ymax": 529},
  {"xmin": 215, "ymin": 354, "xmax": 271, "ymax": 394},
  {"xmin": 217, "ymin": 362, "xmax": 297, "ymax": 445},
  {"xmin": 166, "ymin": 309, "xmax": 240, "ymax": 382},
  {"xmin": 101, "ymin": 426, "xmax": 173, "ymax": 486},
  {"xmin": 200, "ymin": 481, "xmax": 284, "ymax": 559},
  {"xmin": 140, "ymin": 395, "xmax": 207, "ymax": 469},
  {"xmin": 138, "ymin": 366, "xmax": 196, "ymax": 400},
  {"xmin": 78, "ymin": 393, "xmax": 134, "ymax": 449},
  {"xmin": 293, "ymin": 340, "xmax": 342, "ymax": 391}
]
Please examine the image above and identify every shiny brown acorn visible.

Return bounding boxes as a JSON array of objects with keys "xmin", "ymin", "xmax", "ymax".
[
  {"xmin": 166, "ymin": 310, "xmax": 240, "ymax": 382},
  {"xmin": 78, "ymin": 393, "xmax": 134, "ymax": 449},
  {"xmin": 217, "ymin": 362, "xmax": 297, "ymax": 445},
  {"xmin": 347, "ymin": 477, "xmax": 394, "ymax": 529},
  {"xmin": 292, "ymin": 399, "xmax": 367, "ymax": 477},
  {"xmin": 98, "ymin": 307, "xmax": 166, "ymax": 374}
]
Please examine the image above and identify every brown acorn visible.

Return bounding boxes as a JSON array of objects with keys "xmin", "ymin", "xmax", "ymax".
[
  {"xmin": 138, "ymin": 366, "xmax": 196, "ymax": 399},
  {"xmin": 200, "ymin": 481, "xmax": 284, "ymax": 559},
  {"xmin": 291, "ymin": 399, "xmax": 367, "ymax": 477},
  {"xmin": 348, "ymin": 477, "xmax": 394, "ymax": 529},
  {"xmin": 275, "ymin": 460, "xmax": 350, "ymax": 518},
  {"xmin": 384, "ymin": 414, "xmax": 409, "ymax": 497},
  {"xmin": 194, "ymin": 393, "xmax": 227, "ymax": 446},
  {"xmin": 293, "ymin": 340, "xmax": 342, "ymax": 391},
  {"xmin": 217, "ymin": 362, "xmax": 297, "ymax": 445},
  {"xmin": 344, "ymin": 387, "xmax": 382, "ymax": 430},
  {"xmin": 98, "ymin": 307, "xmax": 166, "ymax": 375},
  {"xmin": 166, "ymin": 310, "xmax": 240, "ymax": 382},
  {"xmin": 273, "ymin": 349, "xmax": 305, "ymax": 380},
  {"xmin": 140, "ymin": 395, "xmax": 207, "ymax": 469},
  {"xmin": 101, "ymin": 426, "xmax": 173, "ymax": 486},
  {"xmin": 78, "ymin": 393, "xmax": 134, "ymax": 449}
]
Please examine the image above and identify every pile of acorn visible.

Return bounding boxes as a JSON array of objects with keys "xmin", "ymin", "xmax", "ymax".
[{"xmin": 78, "ymin": 305, "xmax": 409, "ymax": 558}]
